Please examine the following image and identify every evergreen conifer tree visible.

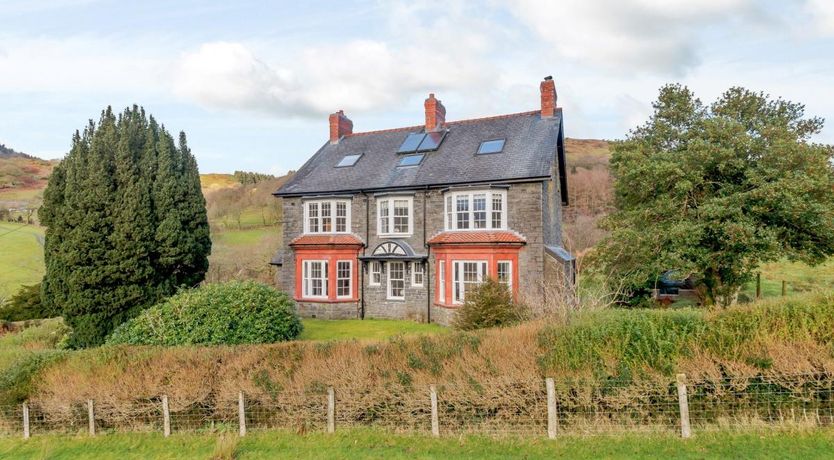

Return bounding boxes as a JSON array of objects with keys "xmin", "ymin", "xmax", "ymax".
[{"xmin": 40, "ymin": 106, "xmax": 211, "ymax": 347}]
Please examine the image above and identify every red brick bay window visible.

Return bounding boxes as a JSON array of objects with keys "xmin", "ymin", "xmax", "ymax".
[
  {"xmin": 428, "ymin": 231, "xmax": 526, "ymax": 307},
  {"xmin": 290, "ymin": 235, "xmax": 363, "ymax": 303}
]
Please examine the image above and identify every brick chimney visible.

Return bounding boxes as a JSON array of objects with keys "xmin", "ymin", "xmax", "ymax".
[
  {"xmin": 329, "ymin": 110, "xmax": 353, "ymax": 143},
  {"xmin": 540, "ymin": 76, "xmax": 557, "ymax": 118},
  {"xmin": 424, "ymin": 93, "xmax": 446, "ymax": 132}
]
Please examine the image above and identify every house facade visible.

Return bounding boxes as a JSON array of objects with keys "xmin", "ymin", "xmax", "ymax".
[{"xmin": 273, "ymin": 76, "xmax": 573, "ymax": 325}]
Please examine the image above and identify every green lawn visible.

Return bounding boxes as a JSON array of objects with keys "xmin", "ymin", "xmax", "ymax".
[
  {"xmin": 1, "ymin": 428, "xmax": 833, "ymax": 459},
  {"xmin": 211, "ymin": 227, "xmax": 275, "ymax": 247},
  {"xmin": 0, "ymin": 223, "xmax": 44, "ymax": 299},
  {"xmin": 299, "ymin": 318, "xmax": 445, "ymax": 341}
]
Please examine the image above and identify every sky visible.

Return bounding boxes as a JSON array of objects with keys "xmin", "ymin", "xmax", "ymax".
[{"xmin": 1, "ymin": 0, "xmax": 833, "ymax": 175}]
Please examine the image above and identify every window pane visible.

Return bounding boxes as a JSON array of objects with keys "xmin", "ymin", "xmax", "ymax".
[
  {"xmin": 337, "ymin": 154, "xmax": 362, "ymax": 167},
  {"xmin": 379, "ymin": 200, "xmax": 389, "ymax": 234},
  {"xmin": 321, "ymin": 202, "xmax": 332, "ymax": 232},
  {"xmin": 393, "ymin": 199, "xmax": 409, "ymax": 233},
  {"xmin": 398, "ymin": 154, "xmax": 424, "ymax": 167},
  {"xmin": 473, "ymin": 194, "xmax": 487, "ymax": 229},
  {"xmin": 412, "ymin": 262, "xmax": 424, "ymax": 286},
  {"xmin": 397, "ymin": 133, "xmax": 425, "ymax": 153},
  {"xmin": 456, "ymin": 196, "xmax": 469, "ymax": 229},
  {"xmin": 491, "ymin": 194, "xmax": 503, "ymax": 229},
  {"xmin": 416, "ymin": 130, "xmax": 446, "ymax": 152},
  {"xmin": 337, "ymin": 261, "xmax": 351, "ymax": 297},
  {"xmin": 308, "ymin": 203, "xmax": 319, "ymax": 233},
  {"xmin": 336, "ymin": 202, "xmax": 347, "ymax": 232},
  {"xmin": 498, "ymin": 261, "xmax": 511, "ymax": 290},
  {"xmin": 389, "ymin": 262, "xmax": 405, "ymax": 298},
  {"xmin": 477, "ymin": 139, "xmax": 505, "ymax": 154},
  {"xmin": 371, "ymin": 261, "xmax": 381, "ymax": 285},
  {"xmin": 446, "ymin": 195, "xmax": 453, "ymax": 229},
  {"xmin": 439, "ymin": 261, "xmax": 445, "ymax": 302}
]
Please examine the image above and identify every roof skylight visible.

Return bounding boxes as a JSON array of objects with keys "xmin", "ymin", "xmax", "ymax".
[
  {"xmin": 397, "ymin": 130, "xmax": 448, "ymax": 154},
  {"xmin": 336, "ymin": 153, "xmax": 362, "ymax": 167},
  {"xmin": 398, "ymin": 154, "xmax": 424, "ymax": 167},
  {"xmin": 397, "ymin": 133, "xmax": 426, "ymax": 154},
  {"xmin": 477, "ymin": 139, "xmax": 505, "ymax": 154}
]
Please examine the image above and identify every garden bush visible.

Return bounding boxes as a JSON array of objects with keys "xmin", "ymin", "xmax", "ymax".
[
  {"xmin": 107, "ymin": 281, "xmax": 303, "ymax": 346},
  {"xmin": 452, "ymin": 278, "xmax": 527, "ymax": 330}
]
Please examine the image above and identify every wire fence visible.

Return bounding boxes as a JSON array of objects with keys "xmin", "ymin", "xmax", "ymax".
[{"xmin": 1, "ymin": 372, "xmax": 833, "ymax": 439}]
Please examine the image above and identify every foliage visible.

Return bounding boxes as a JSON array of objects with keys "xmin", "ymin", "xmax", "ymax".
[
  {"xmin": 106, "ymin": 281, "xmax": 303, "ymax": 346},
  {"xmin": 538, "ymin": 292, "xmax": 834, "ymax": 382},
  {"xmin": 233, "ymin": 170, "xmax": 276, "ymax": 185},
  {"xmin": 592, "ymin": 84, "xmax": 834, "ymax": 306},
  {"xmin": 452, "ymin": 278, "xmax": 526, "ymax": 330},
  {"xmin": 299, "ymin": 318, "xmax": 444, "ymax": 341},
  {"xmin": 0, "ymin": 283, "xmax": 56, "ymax": 321},
  {"xmin": 39, "ymin": 106, "xmax": 211, "ymax": 347}
]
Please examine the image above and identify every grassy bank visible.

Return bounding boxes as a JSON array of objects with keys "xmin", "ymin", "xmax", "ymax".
[
  {"xmin": 0, "ymin": 223, "xmax": 44, "ymax": 299},
  {"xmin": 2, "ymin": 428, "xmax": 833, "ymax": 459}
]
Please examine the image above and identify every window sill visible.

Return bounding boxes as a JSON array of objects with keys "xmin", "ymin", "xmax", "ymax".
[
  {"xmin": 378, "ymin": 233, "xmax": 413, "ymax": 238},
  {"xmin": 296, "ymin": 297, "xmax": 358, "ymax": 304}
]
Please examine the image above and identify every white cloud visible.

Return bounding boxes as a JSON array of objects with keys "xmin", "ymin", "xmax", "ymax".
[
  {"xmin": 806, "ymin": 0, "xmax": 834, "ymax": 36},
  {"xmin": 504, "ymin": 0, "xmax": 763, "ymax": 75}
]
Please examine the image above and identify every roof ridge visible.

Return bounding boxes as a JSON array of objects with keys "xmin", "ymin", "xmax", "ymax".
[{"xmin": 347, "ymin": 110, "xmax": 543, "ymax": 138}]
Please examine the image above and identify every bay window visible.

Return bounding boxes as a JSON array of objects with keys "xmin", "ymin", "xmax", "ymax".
[
  {"xmin": 304, "ymin": 199, "xmax": 350, "ymax": 234},
  {"xmin": 378, "ymin": 196, "xmax": 413, "ymax": 236},
  {"xmin": 444, "ymin": 190, "xmax": 506, "ymax": 230}
]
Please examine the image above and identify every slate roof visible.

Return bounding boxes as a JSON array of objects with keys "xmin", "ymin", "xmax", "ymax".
[
  {"xmin": 275, "ymin": 109, "xmax": 564, "ymax": 197},
  {"xmin": 427, "ymin": 231, "xmax": 527, "ymax": 245}
]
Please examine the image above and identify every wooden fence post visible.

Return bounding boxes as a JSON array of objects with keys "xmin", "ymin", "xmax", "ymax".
[
  {"xmin": 756, "ymin": 273, "xmax": 761, "ymax": 299},
  {"xmin": 546, "ymin": 377, "xmax": 558, "ymax": 439},
  {"xmin": 327, "ymin": 387, "xmax": 335, "ymax": 434},
  {"xmin": 22, "ymin": 402, "xmax": 30, "ymax": 440},
  {"xmin": 238, "ymin": 391, "xmax": 247, "ymax": 437},
  {"xmin": 676, "ymin": 373, "xmax": 691, "ymax": 439},
  {"xmin": 782, "ymin": 280, "xmax": 787, "ymax": 297},
  {"xmin": 162, "ymin": 395, "xmax": 171, "ymax": 437},
  {"xmin": 430, "ymin": 384, "xmax": 439, "ymax": 437},
  {"xmin": 87, "ymin": 399, "xmax": 95, "ymax": 436}
]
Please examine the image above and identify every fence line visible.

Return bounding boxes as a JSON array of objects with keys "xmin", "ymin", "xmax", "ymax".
[{"xmin": 2, "ymin": 372, "xmax": 833, "ymax": 439}]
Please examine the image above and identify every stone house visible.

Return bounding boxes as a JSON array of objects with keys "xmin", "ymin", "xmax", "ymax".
[{"xmin": 273, "ymin": 76, "xmax": 573, "ymax": 325}]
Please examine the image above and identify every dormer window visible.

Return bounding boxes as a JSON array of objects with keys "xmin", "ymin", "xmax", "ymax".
[
  {"xmin": 444, "ymin": 189, "xmax": 506, "ymax": 231},
  {"xmin": 477, "ymin": 139, "xmax": 505, "ymax": 154},
  {"xmin": 336, "ymin": 154, "xmax": 362, "ymax": 167},
  {"xmin": 304, "ymin": 199, "xmax": 351, "ymax": 234}
]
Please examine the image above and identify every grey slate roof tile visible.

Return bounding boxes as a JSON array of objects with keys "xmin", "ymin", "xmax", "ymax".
[{"xmin": 275, "ymin": 109, "xmax": 563, "ymax": 196}]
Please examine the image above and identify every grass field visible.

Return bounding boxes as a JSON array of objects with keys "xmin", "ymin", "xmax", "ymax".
[
  {"xmin": 0, "ymin": 223, "xmax": 44, "ymax": 299},
  {"xmin": 1, "ymin": 428, "xmax": 832, "ymax": 459},
  {"xmin": 298, "ymin": 318, "xmax": 445, "ymax": 341},
  {"xmin": 741, "ymin": 259, "xmax": 834, "ymax": 300}
]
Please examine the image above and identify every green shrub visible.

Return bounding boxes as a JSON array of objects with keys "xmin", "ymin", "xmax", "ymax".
[
  {"xmin": 452, "ymin": 278, "xmax": 526, "ymax": 330},
  {"xmin": 107, "ymin": 281, "xmax": 303, "ymax": 346},
  {"xmin": 0, "ymin": 283, "xmax": 57, "ymax": 321},
  {"xmin": 0, "ymin": 350, "xmax": 67, "ymax": 405}
]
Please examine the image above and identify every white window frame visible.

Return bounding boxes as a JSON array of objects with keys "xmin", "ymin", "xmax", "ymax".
[
  {"xmin": 411, "ymin": 262, "xmax": 424, "ymax": 287},
  {"xmin": 303, "ymin": 199, "xmax": 351, "ymax": 234},
  {"xmin": 336, "ymin": 260, "xmax": 352, "ymax": 299},
  {"xmin": 302, "ymin": 260, "xmax": 328, "ymax": 299},
  {"xmin": 369, "ymin": 261, "xmax": 382, "ymax": 286},
  {"xmin": 438, "ymin": 260, "xmax": 446, "ymax": 303},
  {"xmin": 377, "ymin": 196, "xmax": 414, "ymax": 237},
  {"xmin": 497, "ymin": 260, "xmax": 512, "ymax": 292},
  {"xmin": 443, "ymin": 190, "xmax": 507, "ymax": 231},
  {"xmin": 452, "ymin": 260, "xmax": 488, "ymax": 304},
  {"xmin": 387, "ymin": 261, "xmax": 406, "ymax": 300}
]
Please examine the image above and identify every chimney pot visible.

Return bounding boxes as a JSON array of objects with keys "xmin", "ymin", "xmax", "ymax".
[
  {"xmin": 329, "ymin": 110, "xmax": 353, "ymax": 143},
  {"xmin": 540, "ymin": 76, "xmax": 558, "ymax": 118},
  {"xmin": 424, "ymin": 93, "xmax": 446, "ymax": 132}
]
